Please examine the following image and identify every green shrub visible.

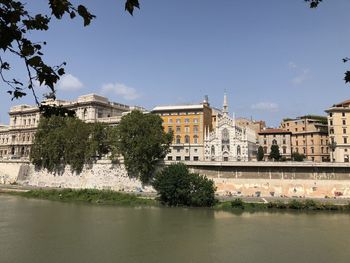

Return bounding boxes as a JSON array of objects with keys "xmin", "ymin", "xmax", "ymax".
[
  {"xmin": 231, "ymin": 198, "xmax": 244, "ymax": 209},
  {"xmin": 152, "ymin": 163, "xmax": 217, "ymax": 207},
  {"xmin": 288, "ymin": 199, "xmax": 305, "ymax": 209}
]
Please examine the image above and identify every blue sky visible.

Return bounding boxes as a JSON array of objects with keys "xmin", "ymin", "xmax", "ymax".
[{"xmin": 1, "ymin": 0, "xmax": 350, "ymax": 126}]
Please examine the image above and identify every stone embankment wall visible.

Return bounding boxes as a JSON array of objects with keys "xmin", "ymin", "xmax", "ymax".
[
  {"xmin": 0, "ymin": 161, "xmax": 154, "ymax": 193},
  {"xmin": 186, "ymin": 161, "xmax": 350, "ymax": 198},
  {"xmin": 1, "ymin": 160, "xmax": 350, "ymax": 198}
]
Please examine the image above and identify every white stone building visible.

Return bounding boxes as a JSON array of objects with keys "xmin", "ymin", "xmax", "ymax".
[{"xmin": 204, "ymin": 94, "xmax": 257, "ymax": 161}]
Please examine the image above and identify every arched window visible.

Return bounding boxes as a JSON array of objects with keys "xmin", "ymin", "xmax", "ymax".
[
  {"xmin": 211, "ymin": 146, "xmax": 215, "ymax": 155},
  {"xmin": 193, "ymin": 135, "xmax": 198, "ymax": 144},
  {"xmin": 222, "ymin": 128, "xmax": 230, "ymax": 145},
  {"xmin": 176, "ymin": 135, "xmax": 181, "ymax": 144},
  {"xmin": 272, "ymin": 139, "xmax": 277, "ymax": 145},
  {"xmin": 237, "ymin": 145, "xmax": 241, "ymax": 155},
  {"xmin": 185, "ymin": 135, "xmax": 190, "ymax": 144}
]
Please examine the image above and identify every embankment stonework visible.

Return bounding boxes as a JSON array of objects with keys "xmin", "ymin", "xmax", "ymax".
[
  {"xmin": 0, "ymin": 161, "xmax": 154, "ymax": 193},
  {"xmin": 1, "ymin": 161, "xmax": 350, "ymax": 198}
]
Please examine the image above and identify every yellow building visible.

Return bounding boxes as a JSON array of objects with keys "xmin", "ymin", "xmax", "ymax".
[
  {"xmin": 325, "ymin": 100, "xmax": 350, "ymax": 162},
  {"xmin": 152, "ymin": 98, "xmax": 212, "ymax": 161},
  {"xmin": 280, "ymin": 116, "xmax": 329, "ymax": 162}
]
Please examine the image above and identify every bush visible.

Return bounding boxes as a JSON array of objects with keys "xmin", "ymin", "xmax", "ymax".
[
  {"xmin": 292, "ymin": 152, "xmax": 305, "ymax": 162},
  {"xmin": 231, "ymin": 198, "xmax": 244, "ymax": 209},
  {"xmin": 152, "ymin": 163, "xmax": 217, "ymax": 207}
]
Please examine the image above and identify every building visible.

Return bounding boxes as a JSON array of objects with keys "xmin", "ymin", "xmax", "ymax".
[
  {"xmin": 152, "ymin": 97, "xmax": 212, "ymax": 161},
  {"xmin": 236, "ymin": 117, "xmax": 266, "ymax": 141},
  {"xmin": 204, "ymin": 94, "xmax": 257, "ymax": 162},
  {"xmin": 325, "ymin": 100, "xmax": 350, "ymax": 162},
  {"xmin": 258, "ymin": 129, "xmax": 292, "ymax": 160},
  {"xmin": 0, "ymin": 94, "xmax": 135, "ymax": 159},
  {"xmin": 280, "ymin": 116, "xmax": 329, "ymax": 162}
]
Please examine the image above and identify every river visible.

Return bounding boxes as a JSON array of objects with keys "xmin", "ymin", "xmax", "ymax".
[{"xmin": 0, "ymin": 195, "xmax": 350, "ymax": 263}]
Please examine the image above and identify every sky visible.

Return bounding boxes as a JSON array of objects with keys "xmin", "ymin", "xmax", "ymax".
[{"xmin": 1, "ymin": 0, "xmax": 350, "ymax": 126}]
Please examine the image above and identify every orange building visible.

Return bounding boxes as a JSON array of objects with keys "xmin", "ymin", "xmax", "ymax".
[{"xmin": 152, "ymin": 98, "xmax": 212, "ymax": 161}]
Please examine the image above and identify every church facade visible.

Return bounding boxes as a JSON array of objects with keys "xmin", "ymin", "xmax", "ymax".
[{"xmin": 204, "ymin": 94, "xmax": 257, "ymax": 162}]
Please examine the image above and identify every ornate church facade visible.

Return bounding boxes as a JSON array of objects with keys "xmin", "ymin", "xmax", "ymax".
[{"xmin": 204, "ymin": 94, "xmax": 257, "ymax": 162}]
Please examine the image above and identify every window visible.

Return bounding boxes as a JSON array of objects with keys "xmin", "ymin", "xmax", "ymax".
[
  {"xmin": 193, "ymin": 126, "xmax": 199, "ymax": 133},
  {"xmin": 330, "ymin": 120, "xmax": 333, "ymax": 126},
  {"xmin": 185, "ymin": 156, "xmax": 190, "ymax": 161},
  {"xmin": 169, "ymin": 118, "xmax": 173, "ymax": 123},
  {"xmin": 185, "ymin": 126, "xmax": 190, "ymax": 133},
  {"xmin": 272, "ymin": 139, "xmax": 277, "ymax": 145},
  {"xmin": 176, "ymin": 118, "xmax": 181, "ymax": 124},
  {"xmin": 23, "ymin": 119, "xmax": 26, "ymax": 126},
  {"xmin": 311, "ymin": 140, "xmax": 314, "ymax": 145},
  {"xmin": 283, "ymin": 147, "xmax": 287, "ymax": 154},
  {"xmin": 330, "ymin": 129, "xmax": 334, "ymax": 134},
  {"xmin": 264, "ymin": 140, "xmax": 267, "ymax": 145},
  {"xmin": 311, "ymin": 147, "xmax": 314, "ymax": 154},
  {"xmin": 343, "ymin": 120, "xmax": 346, "ymax": 125},
  {"xmin": 184, "ymin": 118, "xmax": 190, "ymax": 124},
  {"xmin": 194, "ymin": 148, "xmax": 198, "ymax": 153},
  {"xmin": 168, "ymin": 127, "xmax": 173, "ymax": 133},
  {"xmin": 185, "ymin": 135, "xmax": 190, "ymax": 144},
  {"xmin": 193, "ymin": 118, "xmax": 198, "ymax": 123},
  {"xmin": 321, "ymin": 139, "xmax": 323, "ymax": 145},
  {"xmin": 344, "ymin": 128, "xmax": 347, "ymax": 134},
  {"xmin": 342, "ymin": 112, "xmax": 346, "ymax": 117},
  {"xmin": 344, "ymin": 137, "xmax": 348, "ymax": 144},
  {"xmin": 321, "ymin": 147, "xmax": 324, "ymax": 153},
  {"xmin": 193, "ymin": 156, "xmax": 199, "ymax": 161},
  {"xmin": 295, "ymin": 128, "xmax": 298, "ymax": 132},
  {"xmin": 303, "ymin": 147, "xmax": 306, "ymax": 154},
  {"xmin": 176, "ymin": 156, "xmax": 181, "ymax": 161},
  {"xmin": 176, "ymin": 126, "xmax": 181, "ymax": 132},
  {"xmin": 176, "ymin": 148, "xmax": 180, "ymax": 153},
  {"xmin": 176, "ymin": 135, "xmax": 181, "ymax": 144},
  {"xmin": 283, "ymin": 139, "xmax": 286, "ymax": 145},
  {"xmin": 193, "ymin": 135, "xmax": 198, "ymax": 144},
  {"xmin": 167, "ymin": 156, "xmax": 173, "ymax": 161}
]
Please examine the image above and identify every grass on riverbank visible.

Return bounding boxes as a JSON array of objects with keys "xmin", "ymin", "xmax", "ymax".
[
  {"xmin": 10, "ymin": 188, "xmax": 157, "ymax": 206},
  {"xmin": 216, "ymin": 198, "xmax": 350, "ymax": 212}
]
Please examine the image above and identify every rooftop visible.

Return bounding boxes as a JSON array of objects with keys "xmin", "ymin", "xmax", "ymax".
[{"xmin": 259, "ymin": 128, "xmax": 291, "ymax": 135}]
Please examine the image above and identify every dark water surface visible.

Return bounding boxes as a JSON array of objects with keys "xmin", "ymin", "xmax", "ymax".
[{"xmin": 1, "ymin": 195, "xmax": 350, "ymax": 263}]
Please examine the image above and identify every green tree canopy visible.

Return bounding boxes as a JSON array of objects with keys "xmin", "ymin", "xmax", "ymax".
[
  {"xmin": 257, "ymin": 146, "xmax": 264, "ymax": 161},
  {"xmin": 112, "ymin": 110, "xmax": 173, "ymax": 184},
  {"xmin": 0, "ymin": 0, "xmax": 139, "ymax": 105},
  {"xmin": 152, "ymin": 163, "xmax": 216, "ymax": 207},
  {"xmin": 30, "ymin": 116, "xmax": 110, "ymax": 174},
  {"xmin": 269, "ymin": 144, "xmax": 281, "ymax": 161}
]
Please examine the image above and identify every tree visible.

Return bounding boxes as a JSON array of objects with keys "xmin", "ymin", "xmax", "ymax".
[
  {"xmin": 291, "ymin": 152, "xmax": 305, "ymax": 162},
  {"xmin": 257, "ymin": 146, "xmax": 264, "ymax": 161},
  {"xmin": 112, "ymin": 110, "xmax": 173, "ymax": 184},
  {"xmin": 0, "ymin": 0, "xmax": 139, "ymax": 105},
  {"xmin": 152, "ymin": 163, "xmax": 216, "ymax": 207},
  {"xmin": 269, "ymin": 144, "xmax": 281, "ymax": 161},
  {"xmin": 30, "ymin": 115, "xmax": 107, "ymax": 174},
  {"xmin": 86, "ymin": 122, "xmax": 111, "ymax": 160}
]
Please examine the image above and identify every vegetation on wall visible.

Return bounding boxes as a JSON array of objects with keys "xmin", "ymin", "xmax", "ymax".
[
  {"xmin": 152, "ymin": 163, "xmax": 217, "ymax": 207},
  {"xmin": 291, "ymin": 152, "xmax": 306, "ymax": 162}
]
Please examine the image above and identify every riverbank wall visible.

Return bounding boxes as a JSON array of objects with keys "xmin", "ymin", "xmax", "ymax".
[{"xmin": 1, "ymin": 160, "xmax": 350, "ymax": 198}]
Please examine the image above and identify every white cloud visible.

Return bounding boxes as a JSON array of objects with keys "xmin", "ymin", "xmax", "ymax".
[
  {"xmin": 57, "ymin": 74, "xmax": 83, "ymax": 91},
  {"xmin": 251, "ymin": 102, "xmax": 279, "ymax": 112},
  {"xmin": 288, "ymin": 61, "xmax": 297, "ymax": 69},
  {"xmin": 101, "ymin": 82, "xmax": 141, "ymax": 100},
  {"xmin": 292, "ymin": 69, "xmax": 310, "ymax": 85}
]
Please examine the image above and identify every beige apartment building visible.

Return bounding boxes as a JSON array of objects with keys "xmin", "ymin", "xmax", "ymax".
[
  {"xmin": 258, "ymin": 129, "xmax": 292, "ymax": 160},
  {"xmin": 280, "ymin": 116, "xmax": 329, "ymax": 162},
  {"xmin": 325, "ymin": 100, "xmax": 350, "ymax": 162},
  {"xmin": 236, "ymin": 117, "xmax": 266, "ymax": 141},
  {"xmin": 0, "ymin": 94, "xmax": 138, "ymax": 160}
]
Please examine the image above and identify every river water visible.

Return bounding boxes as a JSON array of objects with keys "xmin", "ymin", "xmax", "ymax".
[{"xmin": 0, "ymin": 195, "xmax": 350, "ymax": 263}]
